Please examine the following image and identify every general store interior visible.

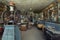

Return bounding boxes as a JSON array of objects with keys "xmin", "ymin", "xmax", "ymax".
[{"xmin": 0, "ymin": 0, "xmax": 60, "ymax": 40}]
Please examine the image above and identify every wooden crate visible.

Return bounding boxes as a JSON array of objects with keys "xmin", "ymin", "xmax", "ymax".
[{"xmin": 20, "ymin": 25, "xmax": 27, "ymax": 31}]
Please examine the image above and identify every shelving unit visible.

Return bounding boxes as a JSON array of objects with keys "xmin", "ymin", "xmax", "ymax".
[{"xmin": 42, "ymin": 2, "xmax": 58, "ymax": 22}]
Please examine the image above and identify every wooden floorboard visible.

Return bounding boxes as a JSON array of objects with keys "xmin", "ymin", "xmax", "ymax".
[{"xmin": 21, "ymin": 27, "xmax": 45, "ymax": 40}]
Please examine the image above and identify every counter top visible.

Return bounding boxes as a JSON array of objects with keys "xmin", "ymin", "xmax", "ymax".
[{"xmin": 46, "ymin": 27, "xmax": 60, "ymax": 34}]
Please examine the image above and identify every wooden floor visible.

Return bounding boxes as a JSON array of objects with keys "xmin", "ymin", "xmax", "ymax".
[
  {"xmin": 21, "ymin": 27, "xmax": 46, "ymax": 40},
  {"xmin": 1, "ymin": 26, "xmax": 46, "ymax": 40}
]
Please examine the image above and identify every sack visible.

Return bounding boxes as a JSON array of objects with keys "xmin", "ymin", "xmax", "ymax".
[{"xmin": 37, "ymin": 24, "xmax": 44, "ymax": 28}]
